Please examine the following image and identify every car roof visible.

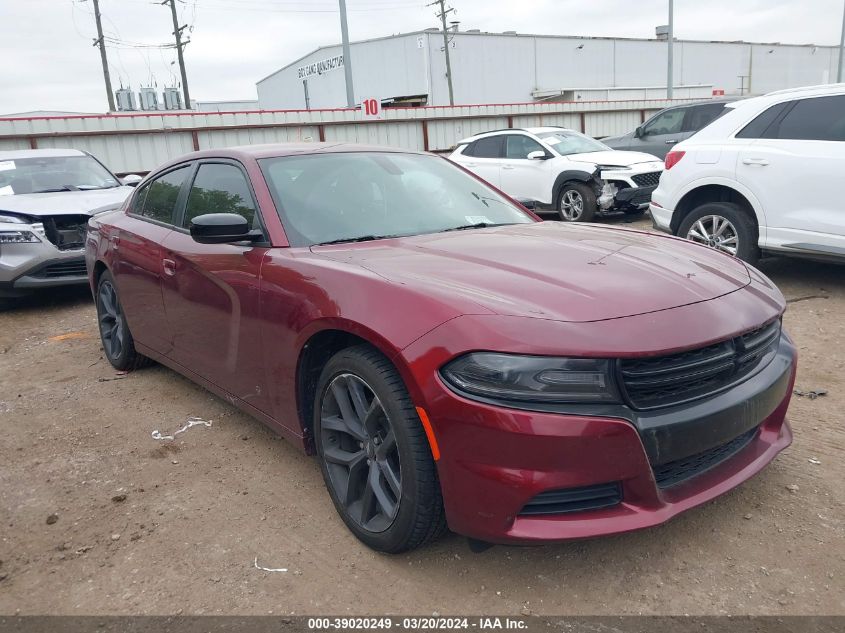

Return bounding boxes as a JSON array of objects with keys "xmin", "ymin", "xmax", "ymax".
[
  {"xmin": 457, "ymin": 126, "xmax": 576, "ymax": 144},
  {"xmin": 179, "ymin": 142, "xmax": 426, "ymax": 162},
  {"xmin": 0, "ymin": 148, "xmax": 87, "ymax": 160}
]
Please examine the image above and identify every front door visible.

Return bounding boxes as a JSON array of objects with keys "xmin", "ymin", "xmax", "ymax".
[
  {"xmin": 500, "ymin": 134, "xmax": 554, "ymax": 203},
  {"xmin": 160, "ymin": 160, "xmax": 273, "ymax": 414},
  {"xmin": 630, "ymin": 107, "xmax": 687, "ymax": 158},
  {"xmin": 111, "ymin": 164, "xmax": 192, "ymax": 355}
]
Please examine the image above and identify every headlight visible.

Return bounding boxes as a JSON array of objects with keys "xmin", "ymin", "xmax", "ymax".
[
  {"xmin": 440, "ymin": 352, "xmax": 621, "ymax": 405},
  {"xmin": 0, "ymin": 230, "xmax": 41, "ymax": 243},
  {"xmin": 0, "ymin": 213, "xmax": 28, "ymax": 224}
]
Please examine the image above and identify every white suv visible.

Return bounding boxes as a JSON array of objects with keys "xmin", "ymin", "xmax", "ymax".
[
  {"xmin": 651, "ymin": 84, "xmax": 845, "ymax": 264},
  {"xmin": 449, "ymin": 127, "xmax": 664, "ymax": 222}
]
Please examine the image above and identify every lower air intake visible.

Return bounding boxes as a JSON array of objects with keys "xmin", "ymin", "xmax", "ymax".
[{"xmin": 518, "ymin": 482, "xmax": 622, "ymax": 516}]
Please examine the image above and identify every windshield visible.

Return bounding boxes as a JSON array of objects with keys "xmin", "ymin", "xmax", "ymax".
[
  {"xmin": 259, "ymin": 152, "xmax": 534, "ymax": 247},
  {"xmin": 537, "ymin": 131, "xmax": 610, "ymax": 156},
  {"xmin": 0, "ymin": 155, "xmax": 120, "ymax": 196}
]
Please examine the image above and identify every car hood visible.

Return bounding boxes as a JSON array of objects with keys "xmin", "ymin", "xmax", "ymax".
[
  {"xmin": 569, "ymin": 150, "xmax": 662, "ymax": 167},
  {"xmin": 0, "ymin": 187, "xmax": 133, "ymax": 217},
  {"xmin": 312, "ymin": 222, "xmax": 751, "ymax": 323}
]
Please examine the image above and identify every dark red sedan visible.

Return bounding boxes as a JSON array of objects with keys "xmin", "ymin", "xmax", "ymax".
[{"xmin": 85, "ymin": 143, "xmax": 796, "ymax": 552}]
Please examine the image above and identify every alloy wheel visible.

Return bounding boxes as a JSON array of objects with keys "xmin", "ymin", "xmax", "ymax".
[
  {"xmin": 319, "ymin": 373, "xmax": 402, "ymax": 533},
  {"xmin": 686, "ymin": 214, "xmax": 739, "ymax": 256},
  {"xmin": 97, "ymin": 280, "xmax": 125, "ymax": 360},
  {"xmin": 560, "ymin": 189, "xmax": 584, "ymax": 221}
]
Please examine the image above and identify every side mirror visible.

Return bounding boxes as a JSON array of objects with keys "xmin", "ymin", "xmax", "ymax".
[
  {"xmin": 189, "ymin": 213, "xmax": 263, "ymax": 244},
  {"xmin": 634, "ymin": 126, "xmax": 645, "ymax": 139},
  {"xmin": 526, "ymin": 150, "xmax": 547, "ymax": 160},
  {"xmin": 120, "ymin": 174, "xmax": 143, "ymax": 187}
]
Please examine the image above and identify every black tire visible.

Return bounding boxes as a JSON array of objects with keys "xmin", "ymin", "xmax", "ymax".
[
  {"xmin": 313, "ymin": 344, "xmax": 446, "ymax": 553},
  {"xmin": 95, "ymin": 270, "xmax": 152, "ymax": 371},
  {"xmin": 677, "ymin": 202, "xmax": 760, "ymax": 265},
  {"xmin": 557, "ymin": 182, "xmax": 597, "ymax": 222}
]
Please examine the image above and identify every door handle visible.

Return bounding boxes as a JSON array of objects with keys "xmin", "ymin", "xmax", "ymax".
[
  {"xmin": 502, "ymin": 165, "xmax": 515, "ymax": 170},
  {"xmin": 742, "ymin": 158, "xmax": 770, "ymax": 166},
  {"xmin": 162, "ymin": 258, "xmax": 176, "ymax": 277},
  {"xmin": 665, "ymin": 139, "xmax": 678, "ymax": 145}
]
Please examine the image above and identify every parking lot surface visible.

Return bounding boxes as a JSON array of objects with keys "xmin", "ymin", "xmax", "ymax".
[{"xmin": 1, "ymin": 219, "xmax": 843, "ymax": 616}]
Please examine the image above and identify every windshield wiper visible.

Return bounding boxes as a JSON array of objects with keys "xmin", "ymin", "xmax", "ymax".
[
  {"xmin": 439, "ymin": 222, "xmax": 512, "ymax": 233},
  {"xmin": 313, "ymin": 234, "xmax": 399, "ymax": 246},
  {"xmin": 33, "ymin": 185, "xmax": 81, "ymax": 193}
]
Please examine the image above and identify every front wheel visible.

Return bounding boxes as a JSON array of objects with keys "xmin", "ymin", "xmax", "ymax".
[
  {"xmin": 96, "ymin": 270, "xmax": 152, "ymax": 371},
  {"xmin": 677, "ymin": 202, "xmax": 760, "ymax": 265},
  {"xmin": 314, "ymin": 345, "xmax": 446, "ymax": 553},
  {"xmin": 557, "ymin": 182, "xmax": 597, "ymax": 222}
]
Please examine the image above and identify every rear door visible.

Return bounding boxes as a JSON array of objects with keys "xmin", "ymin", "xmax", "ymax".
[
  {"xmin": 459, "ymin": 136, "xmax": 504, "ymax": 187},
  {"xmin": 629, "ymin": 107, "xmax": 687, "ymax": 158},
  {"xmin": 160, "ymin": 160, "xmax": 273, "ymax": 414},
  {"xmin": 737, "ymin": 94, "xmax": 845, "ymax": 254},
  {"xmin": 682, "ymin": 102, "xmax": 728, "ymax": 137},
  {"xmin": 499, "ymin": 134, "xmax": 554, "ymax": 203},
  {"xmin": 112, "ymin": 164, "xmax": 191, "ymax": 355}
]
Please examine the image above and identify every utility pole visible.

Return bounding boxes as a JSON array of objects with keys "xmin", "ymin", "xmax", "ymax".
[
  {"xmin": 163, "ymin": 0, "xmax": 191, "ymax": 109},
  {"xmin": 838, "ymin": 0, "xmax": 845, "ymax": 82},
  {"xmin": 338, "ymin": 0, "xmax": 355, "ymax": 107},
  {"xmin": 667, "ymin": 0, "xmax": 674, "ymax": 99},
  {"xmin": 430, "ymin": 0, "xmax": 455, "ymax": 105},
  {"xmin": 91, "ymin": 0, "xmax": 116, "ymax": 112}
]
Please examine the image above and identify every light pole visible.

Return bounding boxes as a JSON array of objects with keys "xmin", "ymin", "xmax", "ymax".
[
  {"xmin": 667, "ymin": 0, "xmax": 674, "ymax": 98},
  {"xmin": 339, "ymin": 0, "xmax": 355, "ymax": 108},
  {"xmin": 838, "ymin": 0, "xmax": 845, "ymax": 82}
]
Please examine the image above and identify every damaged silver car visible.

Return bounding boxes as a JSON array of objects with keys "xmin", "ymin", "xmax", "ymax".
[{"xmin": 0, "ymin": 149, "xmax": 137, "ymax": 303}]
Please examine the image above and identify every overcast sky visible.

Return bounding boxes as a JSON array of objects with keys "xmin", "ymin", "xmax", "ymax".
[{"xmin": 1, "ymin": 0, "xmax": 843, "ymax": 114}]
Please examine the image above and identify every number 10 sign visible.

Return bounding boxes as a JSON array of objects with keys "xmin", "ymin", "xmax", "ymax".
[{"xmin": 361, "ymin": 98, "xmax": 383, "ymax": 119}]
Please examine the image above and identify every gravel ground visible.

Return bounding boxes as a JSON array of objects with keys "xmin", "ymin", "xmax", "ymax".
[{"xmin": 0, "ymin": 218, "xmax": 843, "ymax": 616}]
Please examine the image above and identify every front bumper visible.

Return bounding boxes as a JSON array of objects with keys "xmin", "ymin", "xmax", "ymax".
[
  {"xmin": 410, "ymin": 335, "xmax": 796, "ymax": 544},
  {"xmin": 0, "ymin": 238, "xmax": 88, "ymax": 297}
]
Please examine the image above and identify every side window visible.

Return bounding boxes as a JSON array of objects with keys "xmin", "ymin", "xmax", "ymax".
[
  {"xmin": 643, "ymin": 109, "xmax": 685, "ymax": 136},
  {"xmin": 470, "ymin": 136, "xmax": 504, "ymax": 158},
  {"xmin": 505, "ymin": 135, "xmax": 546, "ymax": 159},
  {"xmin": 184, "ymin": 163, "xmax": 259, "ymax": 229},
  {"xmin": 139, "ymin": 166, "xmax": 190, "ymax": 225},
  {"xmin": 736, "ymin": 102, "xmax": 791, "ymax": 139},
  {"xmin": 682, "ymin": 103, "xmax": 727, "ymax": 132},
  {"xmin": 130, "ymin": 182, "xmax": 150, "ymax": 215},
  {"xmin": 775, "ymin": 95, "xmax": 845, "ymax": 141}
]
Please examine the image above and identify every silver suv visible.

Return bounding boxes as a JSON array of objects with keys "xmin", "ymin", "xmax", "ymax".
[{"xmin": 0, "ymin": 149, "xmax": 136, "ymax": 302}]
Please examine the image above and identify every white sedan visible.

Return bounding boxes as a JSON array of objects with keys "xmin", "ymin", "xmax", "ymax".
[{"xmin": 449, "ymin": 127, "xmax": 663, "ymax": 222}]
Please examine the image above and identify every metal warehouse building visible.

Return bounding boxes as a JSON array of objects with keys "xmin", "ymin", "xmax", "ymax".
[{"xmin": 257, "ymin": 29, "xmax": 841, "ymax": 110}]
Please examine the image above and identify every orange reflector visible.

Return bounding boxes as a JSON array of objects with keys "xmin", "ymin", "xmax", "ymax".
[{"xmin": 415, "ymin": 406, "xmax": 440, "ymax": 461}]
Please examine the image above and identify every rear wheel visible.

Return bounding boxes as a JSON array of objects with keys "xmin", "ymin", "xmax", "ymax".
[
  {"xmin": 314, "ymin": 345, "xmax": 446, "ymax": 553},
  {"xmin": 557, "ymin": 182, "xmax": 597, "ymax": 222},
  {"xmin": 678, "ymin": 202, "xmax": 760, "ymax": 265},
  {"xmin": 96, "ymin": 270, "xmax": 152, "ymax": 371}
]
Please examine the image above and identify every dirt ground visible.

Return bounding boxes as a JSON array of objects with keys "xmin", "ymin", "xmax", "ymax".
[{"xmin": 1, "ymin": 217, "xmax": 843, "ymax": 616}]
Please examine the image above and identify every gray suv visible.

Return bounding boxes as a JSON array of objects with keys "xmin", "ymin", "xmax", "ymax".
[
  {"xmin": 0, "ymin": 149, "xmax": 136, "ymax": 303},
  {"xmin": 602, "ymin": 99, "xmax": 736, "ymax": 159}
]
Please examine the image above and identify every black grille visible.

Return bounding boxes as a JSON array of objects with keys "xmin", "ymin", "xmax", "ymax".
[
  {"xmin": 35, "ymin": 259, "xmax": 88, "ymax": 278},
  {"xmin": 631, "ymin": 171, "xmax": 662, "ymax": 187},
  {"xmin": 518, "ymin": 482, "xmax": 622, "ymax": 516},
  {"xmin": 653, "ymin": 427, "xmax": 758, "ymax": 488},
  {"xmin": 626, "ymin": 189, "xmax": 654, "ymax": 205},
  {"xmin": 620, "ymin": 320, "xmax": 781, "ymax": 410}
]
